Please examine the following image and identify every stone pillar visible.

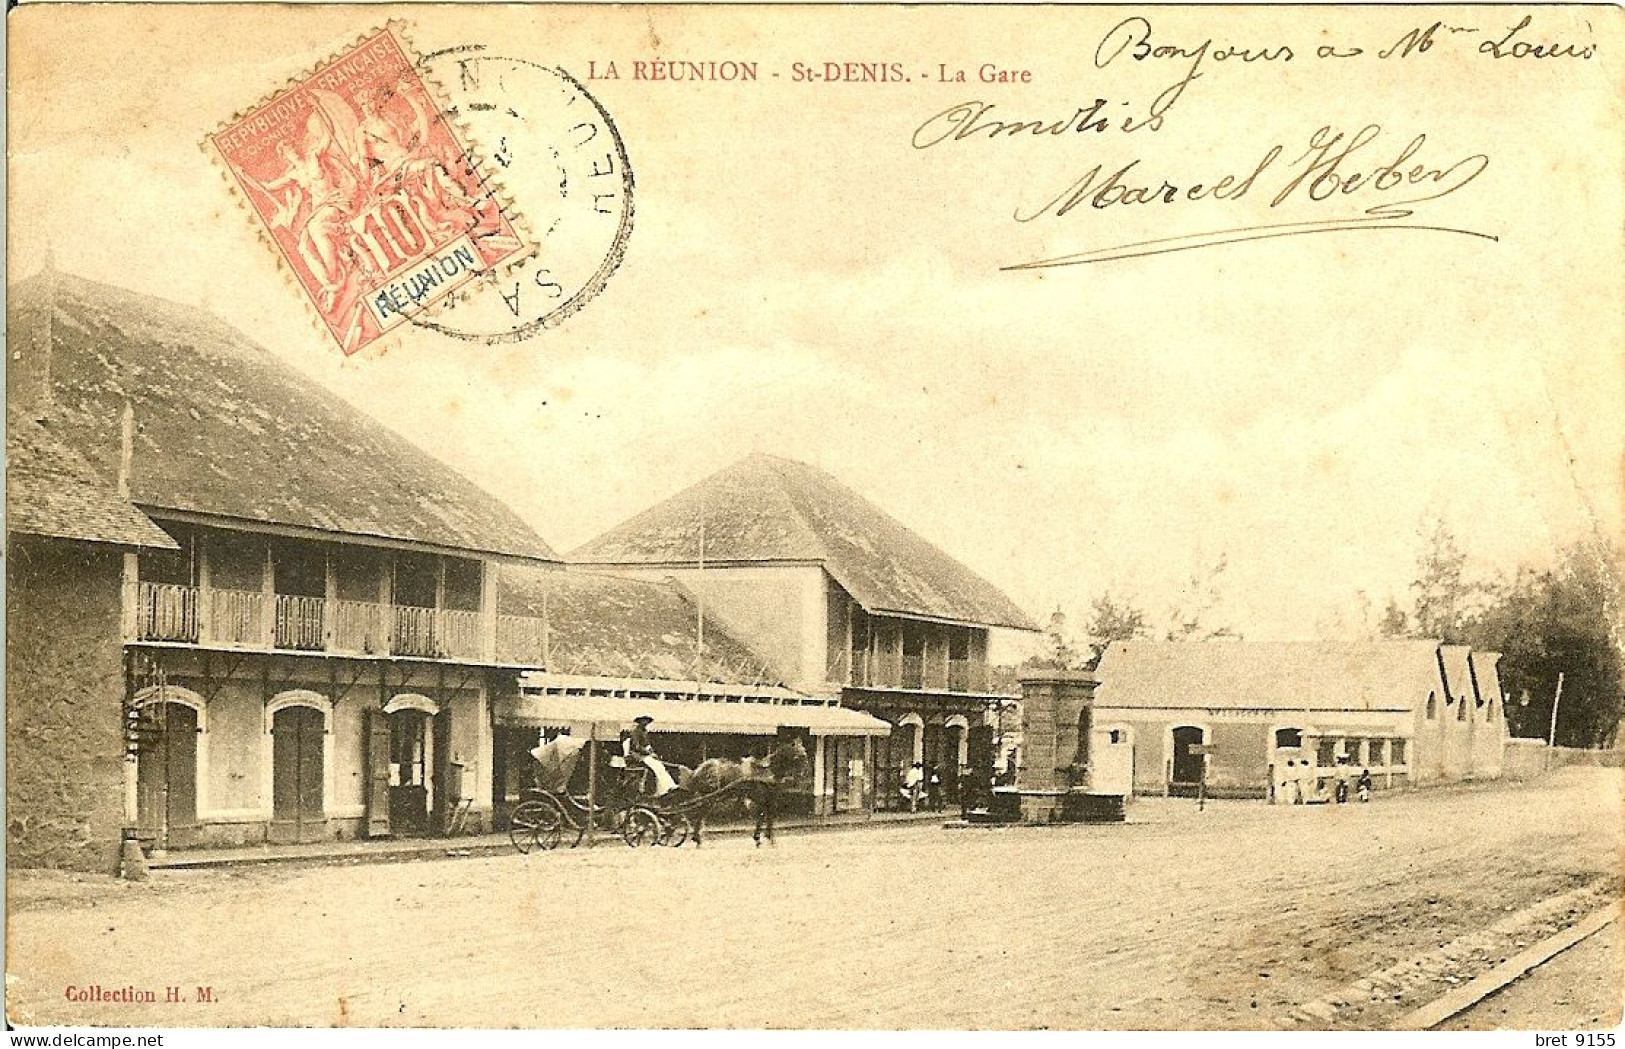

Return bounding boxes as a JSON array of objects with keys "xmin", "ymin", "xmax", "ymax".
[
  {"xmin": 1019, "ymin": 670, "xmax": 1099, "ymax": 788},
  {"xmin": 1012, "ymin": 671, "xmax": 1102, "ymax": 822}
]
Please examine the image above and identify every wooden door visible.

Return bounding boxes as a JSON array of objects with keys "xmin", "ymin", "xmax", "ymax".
[
  {"xmin": 135, "ymin": 702, "xmax": 200, "ymax": 849},
  {"xmin": 388, "ymin": 709, "xmax": 429, "ymax": 835},
  {"xmin": 270, "ymin": 706, "xmax": 326, "ymax": 844},
  {"xmin": 965, "ymin": 724, "xmax": 995, "ymax": 809},
  {"xmin": 1170, "ymin": 725, "xmax": 1206, "ymax": 795},
  {"xmin": 363, "ymin": 707, "xmax": 392, "ymax": 838}
]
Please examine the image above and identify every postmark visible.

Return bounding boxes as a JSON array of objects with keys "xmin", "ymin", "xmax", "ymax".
[
  {"xmin": 409, "ymin": 49, "xmax": 635, "ymax": 344},
  {"xmin": 208, "ymin": 25, "xmax": 531, "ymax": 356}
]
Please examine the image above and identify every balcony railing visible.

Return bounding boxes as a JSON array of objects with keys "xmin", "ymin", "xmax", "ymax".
[
  {"xmin": 948, "ymin": 658, "xmax": 987, "ymax": 692},
  {"xmin": 209, "ymin": 587, "xmax": 266, "ymax": 647},
  {"xmin": 902, "ymin": 654, "xmax": 924, "ymax": 690},
  {"xmin": 274, "ymin": 594, "xmax": 326, "ymax": 651},
  {"xmin": 841, "ymin": 647, "xmax": 989, "ymax": 693},
  {"xmin": 138, "ymin": 583, "xmax": 198, "ymax": 643},
  {"xmin": 332, "ymin": 598, "xmax": 387, "ymax": 654},
  {"xmin": 132, "ymin": 582, "xmax": 542, "ymax": 665}
]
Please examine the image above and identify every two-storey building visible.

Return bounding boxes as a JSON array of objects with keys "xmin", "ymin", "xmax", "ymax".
[
  {"xmin": 572, "ymin": 453, "xmax": 1039, "ymax": 814},
  {"xmin": 8, "ymin": 270, "xmax": 559, "ymax": 856}
]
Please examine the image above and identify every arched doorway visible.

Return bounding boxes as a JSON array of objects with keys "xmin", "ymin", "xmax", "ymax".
[
  {"xmin": 270, "ymin": 705, "xmax": 327, "ymax": 844},
  {"xmin": 376, "ymin": 694, "xmax": 443, "ymax": 836},
  {"xmin": 389, "ymin": 707, "xmax": 432, "ymax": 834},
  {"xmin": 877, "ymin": 713, "xmax": 924, "ymax": 812},
  {"xmin": 134, "ymin": 691, "xmax": 202, "ymax": 850},
  {"xmin": 1169, "ymin": 724, "xmax": 1207, "ymax": 797}
]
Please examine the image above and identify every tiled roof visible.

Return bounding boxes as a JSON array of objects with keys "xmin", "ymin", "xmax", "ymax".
[
  {"xmin": 1095, "ymin": 640, "xmax": 1449, "ymax": 713},
  {"xmin": 8, "ymin": 271, "xmax": 557, "ymax": 562},
  {"xmin": 498, "ymin": 567, "xmax": 786, "ymax": 685},
  {"xmin": 6, "ymin": 414, "xmax": 178, "ymax": 550},
  {"xmin": 571, "ymin": 454, "xmax": 1037, "ymax": 631}
]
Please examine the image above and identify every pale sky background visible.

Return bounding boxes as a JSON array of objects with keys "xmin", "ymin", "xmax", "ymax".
[{"xmin": 9, "ymin": 5, "xmax": 1622, "ymax": 656}]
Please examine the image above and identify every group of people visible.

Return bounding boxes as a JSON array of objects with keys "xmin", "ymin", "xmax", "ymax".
[
  {"xmin": 1275, "ymin": 759, "xmax": 1374, "ymax": 805},
  {"xmin": 900, "ymin": 761, "xmax": 952, "ymax": 812}
]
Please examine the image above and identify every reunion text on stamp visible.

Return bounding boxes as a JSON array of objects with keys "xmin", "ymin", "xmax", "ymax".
[{"xmin": 209, "ymin": 25, "xmax": 530, "ymax": 355}]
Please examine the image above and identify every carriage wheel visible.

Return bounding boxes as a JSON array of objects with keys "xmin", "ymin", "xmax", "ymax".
[
  {"xmin": 509, "ymin": 800, "xmax": 564, "ymax": 854},
  {"xmin": 658, "ymin": 813, "xmax": 692, "ymax": 848},
  {"xmin": 621, "ymin": 806, "xmax": 663, "ymax": 848}
]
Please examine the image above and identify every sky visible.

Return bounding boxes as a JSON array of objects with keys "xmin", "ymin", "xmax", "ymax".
[{"xmin": 9, "ymin": 5, "xmax": 1622, "ymax": 651}]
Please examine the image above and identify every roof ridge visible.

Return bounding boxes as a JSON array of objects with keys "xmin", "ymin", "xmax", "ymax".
[{"xmin": 754, "ymin": 455, "xmax": 837, "ymax": 566}]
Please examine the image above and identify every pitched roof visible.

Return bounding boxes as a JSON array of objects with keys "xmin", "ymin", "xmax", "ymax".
[
  {"xmin": 498, "ymin": 567, "xmax": 787, "ymax": 685},
  {"xmin": 571, "ymin": 454, "xmax": 1038, "ymax": 631},
  {"xmin": 7, "ymin": 271, "xmax": 557, "ymax": 562},
  {"xmin": 6, "ymin": 414, "xmax": 178, "ymax": 550},
  {"xmin": 1469, "ymin": 651, "xmax": 1503, "ymax": 708},
  {"xmin": 1439, "ymin": 645, "xmax": 1477, "ymax": 705},
  {"xmin": 1095, "ymin": 640, "xmax": 1448, "ymax": 713}
]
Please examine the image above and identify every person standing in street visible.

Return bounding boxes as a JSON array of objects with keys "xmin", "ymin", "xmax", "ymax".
[{"xmin": 903, "ymin": 761, "xmax": 924, "ymax": 812}]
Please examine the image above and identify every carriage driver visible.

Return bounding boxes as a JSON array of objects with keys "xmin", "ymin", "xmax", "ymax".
[{"xmin": 628, "ymin": 715, "xmax": 679, "ymax": 796}]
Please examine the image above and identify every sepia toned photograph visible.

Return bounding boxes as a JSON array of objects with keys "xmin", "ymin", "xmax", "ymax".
[{"xmin": 4, "ymin": 2, "xmax": 1622, "ymax": 1035}]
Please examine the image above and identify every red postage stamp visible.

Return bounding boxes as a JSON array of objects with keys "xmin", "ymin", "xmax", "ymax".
[{"xmin": 208, "ymin": 26, "xmax": 529, "ymax": 355}]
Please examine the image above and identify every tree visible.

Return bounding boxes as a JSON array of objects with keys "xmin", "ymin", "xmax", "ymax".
[
  {"xmin": 1164, "ymin": 553, "xmax": 1240, "ymax": 642},
  {"xmin": 1377, "ymin": 595, "xmax": 1410, "ymax": 638},
  {"xmin": 1408, "ymin": 518, "xmax": 1484, "ymax": 643},
  {"xmin": 1468, "ymin": 540, "xmax": 1623, "ymax": 748},
  {"xmin": 1387, "ymin": 521, "xmax": 1623, "ymax": 748},
  {"xmin": 1041, "ymin": 608, "xmax": 1084, "ymax": 669},
  {"xmin": 1083, "ymin": 591, "xmax": 1150, "ymax": 661}
]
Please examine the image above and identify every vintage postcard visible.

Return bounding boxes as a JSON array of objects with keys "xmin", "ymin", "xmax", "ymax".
[{"xmin": 5, "ymin": 2, "xmax": 1622, "ymax": 1037}]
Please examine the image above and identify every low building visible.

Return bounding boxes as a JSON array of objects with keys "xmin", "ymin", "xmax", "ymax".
[
  {"xmin": 1091, "ymin": 640, "xmax": 1509, "ymax": 800},
  {"xmin": 572, "ymin": 452, "xmax": 1040, "ymax": 813},
  {"xmin": 490, "ymin": 568, "xmax": 890, "ymax": 820}
]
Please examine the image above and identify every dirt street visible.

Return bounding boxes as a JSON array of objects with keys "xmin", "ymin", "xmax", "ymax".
[
  {"xmin": 7, "ymin": 768, "xmax": 1621, "ymax": 1029},
  {"xmin": 1443, "ymin": 917, "xmax": 1624, "ymax": 1031}
]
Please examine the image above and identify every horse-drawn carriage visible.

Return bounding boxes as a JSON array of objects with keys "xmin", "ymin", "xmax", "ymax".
[{"xmin": 507, "ymin": 734, "xmax": 808, "ymax": 852}]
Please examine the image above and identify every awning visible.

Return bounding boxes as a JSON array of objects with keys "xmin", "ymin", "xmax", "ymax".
[
  {"xmin": 495, "ymin": 691, "xmax": 893, "ymax": 737},
  {"xmin": 517, "ymin": 671, "xmax": 810, "ymax": 703}
]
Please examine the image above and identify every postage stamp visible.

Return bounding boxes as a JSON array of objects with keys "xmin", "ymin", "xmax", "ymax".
[{"xmin": 208, "ymin": 25, "xmax": 531, "ymax": 355}]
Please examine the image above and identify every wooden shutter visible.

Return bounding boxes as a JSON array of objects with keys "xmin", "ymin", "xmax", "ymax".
[
  {"xmin": 364, "ymin": 707, "xmax": 392, "ymax": 838},
  {"xmin": 432, "ymin": 706, "xmax": 453, "ymax": 834}
]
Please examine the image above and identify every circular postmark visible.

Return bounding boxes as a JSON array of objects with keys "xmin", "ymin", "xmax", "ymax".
[{"xmin": 413, "ymin": 47, "xmax": 634, "ymax": 344}]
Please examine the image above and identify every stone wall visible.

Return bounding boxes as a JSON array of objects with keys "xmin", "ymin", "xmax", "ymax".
[
  {"xmin": 1503, "ymin": 738, "xmax": 1625, "ymax": 779},
  {"xmin": 6, "ymin": 536, "xmax": 129, "ymax": 872}
]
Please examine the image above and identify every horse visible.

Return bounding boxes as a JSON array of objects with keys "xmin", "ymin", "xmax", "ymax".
[{"xmin": 685, "ymin": 738, "xmax": 809, "ymax": 848}]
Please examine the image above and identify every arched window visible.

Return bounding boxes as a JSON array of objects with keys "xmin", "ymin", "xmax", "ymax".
[
  {"xmin": 1426, "ymin": 692, "xmax": 1437, "ymax": 720},
  {"xmin": 1456, "ymin": 694, "xmax": 1467, "ymax": 721},
  {"xmin": 1274, "ymin": 727, "xmax": 1303, "ymax": 749},
  {"xmin": 1486, "ymin": 695, "xmax": 1497, "ymax": 721}
]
